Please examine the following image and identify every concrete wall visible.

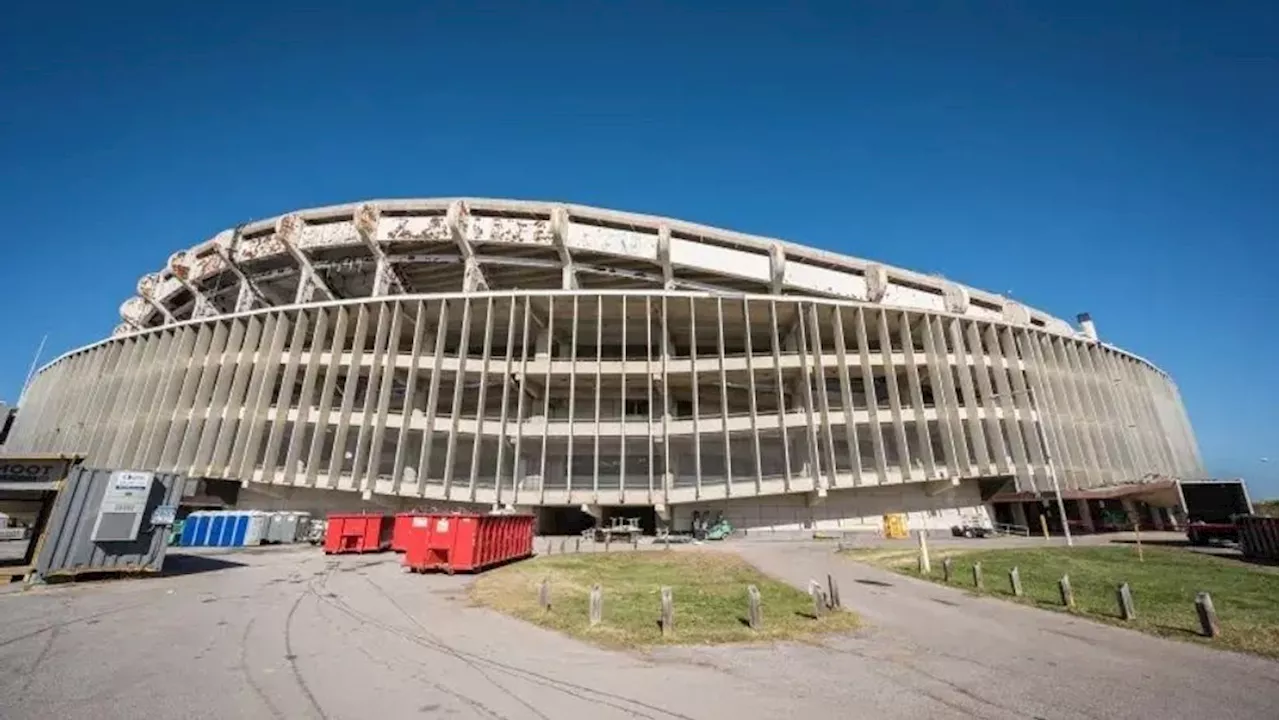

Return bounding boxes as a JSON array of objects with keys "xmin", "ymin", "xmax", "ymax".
[
  {"xmin": 8, "ymin": 291, "xmax": 1203, "ymax": 509},
  {"xmin": 672, "ymin": 479, "xmax": 991, "ymax": 534}
]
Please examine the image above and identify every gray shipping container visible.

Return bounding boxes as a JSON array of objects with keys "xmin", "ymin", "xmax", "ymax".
[{"xmin": 33, "ymin": 466, "xmax": 186, "ymax": 581}]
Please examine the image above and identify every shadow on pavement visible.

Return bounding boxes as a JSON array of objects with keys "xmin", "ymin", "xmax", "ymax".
[
  {"xmin": 162, "ymin": 553, "xmax": 248, "ymax": 577},
  {"xmin": 854, "ymin": 578, "xmax": 893, "ymax": 587}
]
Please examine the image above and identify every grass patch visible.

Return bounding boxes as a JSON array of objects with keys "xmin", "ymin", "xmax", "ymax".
[
  {"xmin": 470, "ymin": 551, "xmax": 858, "ymax": 648},
  {"xmin": 842, "ymin": 545, "xmax": 1278, "ymax": 656}
]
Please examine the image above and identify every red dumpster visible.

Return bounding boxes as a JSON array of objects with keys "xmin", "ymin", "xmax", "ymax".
[
  {"xmin": 324, "ymin": 513, "xmax": 393, "ymax": 554},
  {"xmin": 392, "ymin": 512, "xmax": 431, "ymax": 553},
  {"xmin": 403, "ymin": 513, "xmax": 535, "ymax": 573}
]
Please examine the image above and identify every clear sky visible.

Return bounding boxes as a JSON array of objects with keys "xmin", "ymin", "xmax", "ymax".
[{"xmin": 0, "ymin": 2, "xmax": 1274, "ymax": 497}]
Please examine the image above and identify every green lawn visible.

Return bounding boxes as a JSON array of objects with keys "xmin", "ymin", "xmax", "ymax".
[
  {"xmin": 843, "ymin": 545, "xmax": 1277, "ymax": 656},
  {"xmin": 470, "ymin": 550, "xmax": 859, "ymax": 648}
]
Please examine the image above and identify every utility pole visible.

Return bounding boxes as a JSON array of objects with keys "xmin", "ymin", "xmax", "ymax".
[
  {"xmin": 998, "ymin": 386, "xmax": 1073, "ymax": 547},
  {"xmin": 1031, "ymin": 407, "xmax": 1074, "ymax": 547}
]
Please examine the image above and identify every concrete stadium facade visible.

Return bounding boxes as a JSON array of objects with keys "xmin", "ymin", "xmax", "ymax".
[{"xmin": 3, "ymin": 198, "xmax": 1203, "ymax": 533}]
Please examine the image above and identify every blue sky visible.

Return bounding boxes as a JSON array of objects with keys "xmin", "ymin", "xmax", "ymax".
[{"xmin": 0, "ymin": 2, "xmax": 1274, "ymax": 497}]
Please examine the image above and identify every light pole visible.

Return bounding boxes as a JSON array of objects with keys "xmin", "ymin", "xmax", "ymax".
[{"xmin": 999, "ymin": 387, "xmax": 1074, "ymax": 547}]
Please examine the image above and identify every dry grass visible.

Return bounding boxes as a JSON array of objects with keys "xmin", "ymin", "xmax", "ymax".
[
  {"xmin": 843, "ymin": 545, "xmax": 1278, "ymax": 656},
  {"xmin": 470, "ymin": 550, "xmax": 859, "ymax": 648}
]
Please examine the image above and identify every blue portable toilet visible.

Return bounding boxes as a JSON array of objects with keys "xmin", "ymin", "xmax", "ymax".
[
  {"xmin": 189, "ymin": 512, "xmax": 212, "ymax": 546},
  {"xmin": 209, "ymin": 513, "xmax": 228, "ymax": 547},
  {"xmin": 180, "ymin": 512, "xmax": 205, "ymax": 547},
  {"xmin": 229, "ymin": 512, "xmax": 250, "ymax": 547}
]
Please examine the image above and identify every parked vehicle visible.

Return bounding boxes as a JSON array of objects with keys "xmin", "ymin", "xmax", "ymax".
[
  {"xmin": 950, "ymin": 523, "xmax": 994, "ymax": 538},
  {"xmin": 306, "ymin": 518, "xmax": 327, "ymax": 546}
]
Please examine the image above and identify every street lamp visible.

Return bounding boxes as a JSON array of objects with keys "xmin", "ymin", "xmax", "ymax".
[{"xmin": 998, "ymin": 387, "xmax": 1074, "ymax": 547}]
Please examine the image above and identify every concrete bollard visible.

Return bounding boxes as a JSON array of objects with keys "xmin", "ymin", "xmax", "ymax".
[
  {"xmin": 1116, "ymin": 583, "xmax": 1135, "ymax": 621},
  {"xmin": 1009, "ymin": 567, "xmax": 1023, "ymax": 597},
  {"xmin": 1195, "ymin": 592, "xmax": 1219, "ymax": 638},
  {"xmin": 973, "ymin": 562, "xmax": 984, "ymax": 590},
  {"xmin": 827, "ymin": 573, "xmax": 842, "ymax": 610},
  {"xmin": 659, "ymin": 586, "xmax": 674, "ymax": 636},
  {"xmin": 917, "ymin": 531, "xmax": 932, "ymax": 575},
  {"xmin": 809, "ymin": 580, "xmax": 828, "ymax": 618},
  {"xmin": 1059, "ymin": 575, "xmax": 1075, "ymax": 609},
  {"xmin": 942, "ymin": 557, "xmax": 954, "ymax": 583},
  {"xmin": 589, "ymin": 584, "xmax": 603, "ymax": 626},
  {"xmin": 747, "ymin": 585, "xmax": 763, "ymax": 630},
  {"xmin": 538, "ymin": 578, "xmax": 551, "ymax": 611}
]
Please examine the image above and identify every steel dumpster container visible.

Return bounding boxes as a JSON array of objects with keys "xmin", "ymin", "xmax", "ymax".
[
  {"xmin": 393, "ymin": 512, "xmax": 432, "ymax": 552},
  {"xmin": 323, "ymin": 513, "xmax": 393, "ymax": 554},
  {"xmin": 1237, "ymin": 515, "xmax": 1278, "ymax": 562},
  {"xmin": 403, "ymin": 513, "xmax": 535, "ymax": 573}
]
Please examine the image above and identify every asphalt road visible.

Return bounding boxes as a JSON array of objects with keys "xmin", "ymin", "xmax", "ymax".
[{"xmin": 0, "ymin": 543, "xmax": 1274, "ymax": 720}]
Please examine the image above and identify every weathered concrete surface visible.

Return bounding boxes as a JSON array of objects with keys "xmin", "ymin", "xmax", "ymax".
[
  {"xmin": 727, "ymin": 541, "xmax": 1278, "ymax": 720},
  {"xmin": 0, "ymin": 544, "xmax": 1274, "ymax": 720}
]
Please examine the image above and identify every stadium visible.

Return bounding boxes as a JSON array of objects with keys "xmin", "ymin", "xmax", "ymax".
[{"xmin": 2, "ymin": 198, "xmax": 1204, "ymax": 535}]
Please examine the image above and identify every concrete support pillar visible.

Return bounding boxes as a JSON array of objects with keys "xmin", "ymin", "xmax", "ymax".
[
  {"xmin": 1076, "ymin": 499, "xmax": 1096, "ymax": 533},
  {"xmin": 1121, "ymin": 498, "xmax": 1137, "ymax": 527},
  {"xmin": 1148, "ymin": 504, "xmax": 1165, "ymax": 531},
  {"xmin": 1011, "ymin": 502, "xmax": 1029, "ymax": 531}
]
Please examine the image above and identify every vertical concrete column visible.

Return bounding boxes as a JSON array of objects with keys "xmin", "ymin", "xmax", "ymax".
[
  {"xmin": 535, "ymin": 298, "xmax": 556, "ymax": 500},
  {"xmin": 987, "ymin": 322, "xmax": 1035, "ymax": 491},
  {"xmin": 1076, "ymin": 499, "xmax": 1095, "ymax": 533},
  {"xmin": 324, "ymin": 306, "xmax": 370, "ymax": 488},
  {"xmin": 831, "ymin": 307, "xmax": 864, "ymax": 485},
  {"xmin": 365, "ymin": 302, "xmax": 407, "ymax": 496},
  {"xmin": 466, "ymin": 297, "xmax": 496, "ymax": 501},
  {"xmin": 141, "ymin": 325, "xmax": 199, "ymax": 471},
  {"xmin": 190, "ymin": 319, "xmax": 247, "ymax": 475},
  {"xmin": 1017, "ymin": 330, "xmax": 1078, "ymax": 490},
  {"xmin": 508, "ymin": 298, "xmax": 535, "ymax": 505},
  {"xmin": 658, "ymin": 296, "xmax": 673, "ymax": 501},
  {"xmin": 767, "ymin": 299, "xmax": 792, "ymax": 489},
  {"xmin": 855, "ymin": 307, "xmax": 889, "ymax": 484},
  {"xmin": 493, "ymin": 297, "xmax": 521, "ymax": 506},
  {"xmin": 879, "ymin": 309, "xmax": 915, "ymax": 481},
  {"xmin": 966, "ymin": 321, "xmax": 1008, "ymax": 476},
  {"xmin": 793, "ymin": 302, "xmax": 823, "ymax": 490},
  {"xmin": 564, "ymin": 296, "xmax": 579, "ymax": 496},
  {"xmin": 285, "ymin": 309, "xmax": 332, "ymax": 486},
  {"xmin": 716, "ymin": 297, "xmax": 734, "ymax": 495},
  {"xmin": 159, "ymin": 324, "xmax": 216, "ymax": 471},
  {"xmin": 741, "ymin": 297, "xmax": 764, "ymax": 494},
  {"xmin": 920, "ymin": 315, "xmax": 962, "ymax": 476},
  {"xmin": 900, "ymin": 312, "xmax": 938, "ymax": 480},
  {"xmin": 948, "ymin": 318, "xmax": 990, "ymax": 472},
  {"xmin": 119, "ymin": 332, "xmax": 173, "ymax": 468},
  {"xmin": 1011, "ymin": 502, "xmax": 1029, "ymax": 531},
  {"xmin": 262, "ymin": 312, "xmax": 312, "ymax": 485},
  {"xmin": 688, "ymin": 296, "xmax": 703, "ymax": 496},
  {"xmin": 441, "ymin": 298, "xmax": 473, "ymax": 499},
  {"xmin": 592, "ymin": 295, "xmax": 603, "ymax": 498},
  {"xmin": 1146, "ymin": 504, "xmax": 1164, "ymax": 531},
  {"xmin": 235, "ymin": 313, "xmax": 291, "ymax": 482},
  {"xmin": 306, "ymin": 306, "xmax": 351, "ymax": 489}
]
